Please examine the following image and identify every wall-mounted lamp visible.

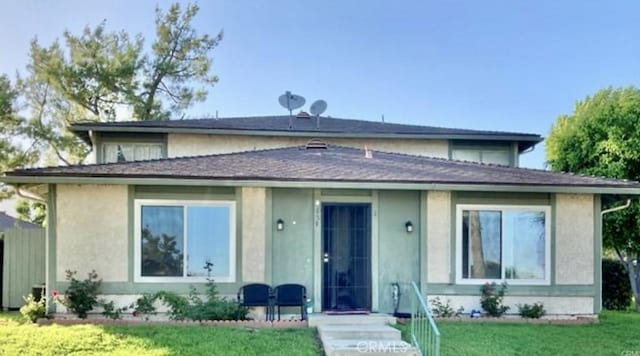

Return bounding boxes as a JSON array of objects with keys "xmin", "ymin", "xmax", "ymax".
[
  {"xmin": 276, "ymin": 219, "xmax": 285, "ymax": 231},
  {"xmin": 405, "ymin": 221, "xmax": 413, "ymax": 233}
]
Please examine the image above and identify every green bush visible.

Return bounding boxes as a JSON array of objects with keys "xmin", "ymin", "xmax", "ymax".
[
  {"xmin": 480, "ymin": 282, "xmax": 509, "ymax": 317},
  {"xmin": 517, "ymin": 302, "xmax": 546, "ymax": 318},
  {"xmin": 156, "ymin": 291, "xmax": 190, "ymax": 320},
  {"xmin": 99, "ymin": 300, "xmax": 128, "ymax": 320},
  {"xmin": 132, "ymin": 293, "xmax": 158, "ymax": 318},
  {"xmin": 430, "ymin": 297, "xmax": 464, "ymax": 318},
  {"xmin": 603, "ymin": 259, "xmax": 632, "ymax": 310},
  {"xmin": 20, "ymin": 293, "xmax": 47, "ymax": 323},
  {"xmin": 136, "ymin": 279, "xmax": 248, "ymax": 321},
  {"xmin": 55, "ymin": 270, "xmax": 102, "ymax": 318}
]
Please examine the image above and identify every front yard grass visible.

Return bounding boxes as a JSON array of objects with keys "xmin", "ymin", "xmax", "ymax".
[
  {"xmin": 0, "ymin": 313, "xmax": 321, "ymax": 356},
  {"xmin": 5, "ymin": 311, "xmax": 640, "ymax": 355},
  {"xmin": 397, "ymin": 311, "xmax": 640, "ymax": 356}
]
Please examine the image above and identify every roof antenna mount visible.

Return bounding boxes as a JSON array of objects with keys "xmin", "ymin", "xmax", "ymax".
[{"xmin": 278, "ymin": 91, "xmax": 306, "ymax": 130}]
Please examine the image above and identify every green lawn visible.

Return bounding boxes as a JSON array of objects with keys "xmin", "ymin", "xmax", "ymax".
[
  {"xmin": 0, "ymin": 313, "xmax": 321, "ymax": 356},
  {"xmin": 397, "ymin": 311, "xmax": 640, "ymax": 356},
  {"xmin": 4, "ymin": 312, "xmax": 640, "ymax": 355}
]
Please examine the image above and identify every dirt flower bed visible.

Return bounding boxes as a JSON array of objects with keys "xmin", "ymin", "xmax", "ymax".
[
  {"xmin": 36, "ymin": 316, "xmax": 308, "ymax": 328},
  {"xmin": 397, "ymin": 315, "xmax": 598, "ymax": 325}
]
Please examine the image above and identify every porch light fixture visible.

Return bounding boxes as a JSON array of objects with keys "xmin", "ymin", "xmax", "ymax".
[
  {"xmin": 276, "ymin": 219, "xmax": 285, "ymax": 231},
  {"xmin": 405, "ymin": 221, "xmax": 413, "ymax": 233}
]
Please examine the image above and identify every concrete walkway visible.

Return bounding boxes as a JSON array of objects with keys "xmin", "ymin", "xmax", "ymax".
[{"xmin": 309, "ymin": 314, "xmax": 417, "ymax": 356}]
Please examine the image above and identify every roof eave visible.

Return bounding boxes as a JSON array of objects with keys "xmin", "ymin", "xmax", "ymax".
[
  {"xmin": 2, "ymin": 175, "xmax": 637, "ymax": 195},
  {"xmin": 70, "ymin": 125, "xmax": 543, "ymax": 143}
]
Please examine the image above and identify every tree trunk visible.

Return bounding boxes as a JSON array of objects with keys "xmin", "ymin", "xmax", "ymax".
[{"xmin": 469, "ymin": 211, "xmax": 486, "ymax": 278}]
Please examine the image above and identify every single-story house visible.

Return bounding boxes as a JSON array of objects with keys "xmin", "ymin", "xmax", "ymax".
[{"xmin": 2, "ymin": 115, "xmax": 638, "ymax": 316}]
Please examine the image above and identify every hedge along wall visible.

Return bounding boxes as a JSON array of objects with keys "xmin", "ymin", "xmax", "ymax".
[{"xmin": 2, "ymin": 227, "xmax": 45, "ymax": 309}]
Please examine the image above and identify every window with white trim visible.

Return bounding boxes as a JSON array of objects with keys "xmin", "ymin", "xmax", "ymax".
[
  {"xmin": 134, "ymin": 200, "xmax": 236, "ymax": 283},
  {"xmin": 103, "ymin": 143, "xmax": 163, "ymax": 163},
  {"xmin": 451, "ymin": 148, "xmax": 511, "ymax": 166},
  {"xmin": 456, "ymin": 205, "xmax": 550, "ymax": 285}
]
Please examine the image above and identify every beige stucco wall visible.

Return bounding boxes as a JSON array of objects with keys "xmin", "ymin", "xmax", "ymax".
[
  {"xmin": 429, "ymin": 295, "xmax": 595, "ymax": 315},
  {"xmin": 555, "ymin": 194, "xmax": 594, "ymax": 285},
  {"xmin": 56, "ymin": 184, "xmax": 128, "ymax": 282},
  {"xmin": 167, "ymin": 134, "xmax": 449, "ymax": 158},
  {"xmin": 241, "ymin": 187, "xmax": 266, "ymax": 282},
  {"xmin": 426, "ymin": 191, "xmax": 452, "ymax": 283}
]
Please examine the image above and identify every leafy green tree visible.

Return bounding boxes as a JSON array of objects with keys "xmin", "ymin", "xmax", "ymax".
[
  {"xmin": 547, "ymin": 86, "xmax": 640, "ymax": 311},
  {"xmin": 24, "ymin": 1, "xmax": 222, "ymax": 164},
  {"xmin": 136, "ymin": 3, "xmax": 223, "ymax": 120},
  {"xmin": 0, "ymin": 75, "xmax": 38, "ymax": 199},
  {"xmin": 15, "ymin": 199, "xmax": 46, "ymax": 226}
]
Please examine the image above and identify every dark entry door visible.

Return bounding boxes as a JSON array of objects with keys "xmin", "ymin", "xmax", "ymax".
[{"xmin": 322, "ymin": 203, "xmax": 372, "ymax": 311}]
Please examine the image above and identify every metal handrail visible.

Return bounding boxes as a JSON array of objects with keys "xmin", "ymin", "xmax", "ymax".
[{"xmin": 410, "ymin": 281, "xmax": 441, "ymax": 356}]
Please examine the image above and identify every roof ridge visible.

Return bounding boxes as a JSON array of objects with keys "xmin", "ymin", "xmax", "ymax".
[{"xmin": 70, "ymin": 115, "xmax": 542, "ymax": 137}]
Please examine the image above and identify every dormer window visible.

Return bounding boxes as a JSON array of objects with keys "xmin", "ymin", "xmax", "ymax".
[{"xmin": 103, "ymin": 142, "xmax": 163, "ymax": 163}]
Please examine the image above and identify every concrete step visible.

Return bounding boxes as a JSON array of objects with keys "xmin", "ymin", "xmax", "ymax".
[
  {"xmin": 318, "ymin": 324, "xmax": 401, "ymax": 340},
  {"xmin": 322, "ymin": 338, "xmax": 417, "ymax": 356},
  {"xmin": 309, "ymin": 313, "xmax": 396, "ymax": 327}
]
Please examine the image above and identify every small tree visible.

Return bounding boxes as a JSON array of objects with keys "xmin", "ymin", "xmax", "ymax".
[{"xmin": 547, "ymin": 86, "xmax": 640, "ymax": 311}]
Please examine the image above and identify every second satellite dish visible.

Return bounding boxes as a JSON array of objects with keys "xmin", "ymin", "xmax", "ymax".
[
  {"xmin": 309, "ymin": 100, "xmax": 327, "ymax": 116},
  {"xmin": 278, "ymin": 91, "xmax": 306, "ymax": 112}
]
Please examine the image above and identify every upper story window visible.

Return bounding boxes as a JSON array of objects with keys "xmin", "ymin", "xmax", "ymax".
[
  {"xmin": 451, "ymin": 148, "xmax": 511, "ymax": 166},
  {"xmin": 456, "ymin": 205, "xmax": 551, "ymax": 285},
  {"xmin": 103, "ymin": 143, "xmax": 163, "ymax": 163}
]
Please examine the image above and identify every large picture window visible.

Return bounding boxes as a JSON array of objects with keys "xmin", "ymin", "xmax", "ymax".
[
  {"xmin": 456, "ymin": 205, "xmax": 550, "ymax": 285},
  {"xmin": 134, "ymin": 200, "xmax": 236, "ymax": 282}
]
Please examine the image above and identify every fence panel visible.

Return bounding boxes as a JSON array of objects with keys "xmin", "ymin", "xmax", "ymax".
[{"xmin": 2, "ymin": 227, "xmax": 45, "ymax": 309}]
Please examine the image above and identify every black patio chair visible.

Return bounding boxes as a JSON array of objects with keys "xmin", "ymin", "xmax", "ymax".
[
  {"xmin": 274, "ymin": 283, "xmax": 307, "ymax": 320},
  {"xmin": 237, "ymin": 283, "xmax": 273, "ymax": 321}
]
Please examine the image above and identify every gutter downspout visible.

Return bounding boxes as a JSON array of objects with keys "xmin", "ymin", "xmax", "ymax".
[
  {"xmin": 16, "ymin": 184, "xmax": 46, "ymax": 204},
  {"xmin": 601, "ymin": 199, "xmax": 631, "ymax": 216},
  {"xmin": 600, "ymin": 198, "xmax": 632, "ymax": 313}
]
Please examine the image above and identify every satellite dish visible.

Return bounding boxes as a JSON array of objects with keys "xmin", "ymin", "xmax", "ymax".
[
  {"xmin": 309, "ymin": 100, "xmax": 327, "ymax": 116},
  {"xmin": 278, "ymin": 91, "xmax": 306, "ymax": 112}
]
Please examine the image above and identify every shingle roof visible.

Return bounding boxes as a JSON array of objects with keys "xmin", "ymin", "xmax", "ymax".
[
  {"xmin": 70, "ymin": 116, "xmax": 543, "ymax": 150},
  {"xmin": 5, "ymin": 145, "xmax": 639, "ymax": 190},
  {"xmin": 0, "ymin": 212, "xmax": 40, "ymax": 231}
]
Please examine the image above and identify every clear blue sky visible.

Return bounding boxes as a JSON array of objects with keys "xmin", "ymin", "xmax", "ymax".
[{"xmin": 1, "ymin": 0, "xmax": 639, "ymax": 168}]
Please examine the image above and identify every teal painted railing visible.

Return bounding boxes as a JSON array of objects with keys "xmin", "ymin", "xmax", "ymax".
[{"xmin": 410, "ymin": 282, "xmax": 441, "ymax": 356}]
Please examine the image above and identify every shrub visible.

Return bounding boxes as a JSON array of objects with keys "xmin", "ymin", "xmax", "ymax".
[
  {"xmin": 138, "ymin": 278, "xmax": 248, "ymax": 321},
  {"xmin": 55, "ymin": 270, "xmax": 102, "ymax": 318},
  {"xmin": 480, "ymin": 282, "xmax": 509, "ymax": 317},
  {"xmin": 429, "ymin": 297, "xmax": 464, "ymax": 318},
  {"xmin": 20, "ymin": 293, "xmax": 47, "ymax": 323},
  {"xmin": 602, "ymin": 259, "xmax": 632, "ymax": 310},
  {"xmin": 518, "ymin": 302, "xmax": 546, "ymax": 318},
  {"xmin": 99, "ymin": 300, "xmax": 128, "ymax": 320},
  {"xmin": 131, "ymin": 293, "xmax": 158, "ymax": 318}
]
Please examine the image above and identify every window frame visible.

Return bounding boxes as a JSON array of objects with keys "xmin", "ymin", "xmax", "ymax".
[
  {"xmin": 455, "ymin": 204, "xmax": 551, "ymax": 286},
  {"xmin": 134, "ymin": 199, "xmax": 236, "ymax": 283},
  {"xmin": 102, "ymin": 142, "xmax": 165, "ymax": 163},
  {"xmin": 451, "ymin": 148, "xmax": 512, "ymax": 166}
]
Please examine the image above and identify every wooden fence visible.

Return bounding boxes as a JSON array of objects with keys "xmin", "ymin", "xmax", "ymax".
[{"xmin": 2, "ymin": 227, "xmax": 45, "ymax": 309}]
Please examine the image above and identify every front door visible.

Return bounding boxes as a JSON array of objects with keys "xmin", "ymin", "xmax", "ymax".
[{"xmin": 322, "ymin": 203, "xmax": 372, "ymax": 311}]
